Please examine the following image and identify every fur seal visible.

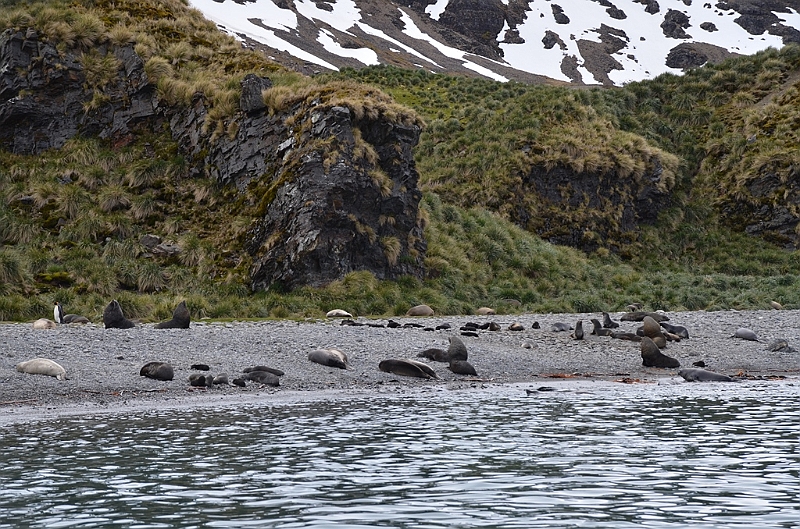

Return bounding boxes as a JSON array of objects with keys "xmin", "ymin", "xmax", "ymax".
[
  {"xmin": 448, "ymin": 359, "xmax": 478, "ymax": 376},
  {"xmin": 571, "ymin": 320, "xmax": 584, "ymax": 340},
  {"xmin": 508, "ymin": 322, "xmax": 525, "ymax": 331},
  {"xmin": 232, "ymin": 378, "xmax": 246, "ymax": 387},
  {"xmin": 626, "ymin": 303, "xmax": 643, "ymax": 312},
  {"xmin": 640, "ymin": 337, "xmax": 680, "ymax": 368},
  {"xmin": 103, "ymin": 300, "xmax": 135, "ymax": 329},
  {"xmin": 140, "ymin": 361, "xmax": 174, "ymax": 381},
  {"xmin": 189, "ymin": 373, "xmax": 213, "ymax": 387},
  {"xmin": 32, "ymin": 318, "xmax": 57, "ymax": 330},
  {"xmin": 620, "ymin": 311, "xmax": 669, "ymax": 322},
  {"xmin": 308, "ymin": 348, "xmax": 349, "ymax": 369},
  {"xmin": 602, "ymin": 312, "xmax": 619, "ymax": 328},
  {"xmin": 155, "ymin": 300, "xmax": 190, "ymax": 329},
  {"xmin": 610, "ymin": 331, "xmax": 641, "ymax": 342},
  {"xmin": 475, "ymin": 307, "xmax": 495, "ymax": 315},
  {"xmin": 659, "ymin": 322, "xmax": 689, "ymax": 339},
  {"xmin": 678, "ymin": 368, "xmax": 734, "ymax": 382},
  {"xmin": 244, "ymin": 370, "xmax": 280, "ymax": 386},
  {"xmin": 16, "ymin": 358, "xmax": 67, "ymax": 380},
  {"xmin": 406, "ymin": 304, "xmax": 434, "ymax": 317},
  {"xmin": 326, "ymin": 309, "xmax": 353, "ymax": 318},
  {"xmin": 243, "ymin": 366, "xmax": 285, "ymax": 377},
  {"xmin": 732, "ymin": 328, "xmax": 759, "ymax": 341},
  {"xmin": 766, "ymin": 339, "xmax": 795, "ymax": 353},
  {"xmin": 417, "ymin": 348, "xmax": 449, "ymax": 362},
  {"xmin": 447, "ymin": 336, "xmax": 468, "ymax": 361},
  {"xmin": 378, "ymin": 359, "xmax": 438, "ymax": 379},
  {"xmin": 191, "ymin": 364, "xmax": 210, "ymax": 371},
  {"xmin": 590, "ymin": 319, "xmax": 613, "ymax": 336},
  {"xmin": 213, "ymin": 373, "xmax": 229, "ymax": 385}
]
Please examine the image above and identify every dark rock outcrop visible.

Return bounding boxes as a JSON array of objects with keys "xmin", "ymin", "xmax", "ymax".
[{"xmin": 0, "ymin": 29, "xmax": 427, "ymax": 291}]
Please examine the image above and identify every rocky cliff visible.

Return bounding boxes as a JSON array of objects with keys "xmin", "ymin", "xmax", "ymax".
[{"xmin": 0, "ymin": 28, "xmax": 426, "ymax": 291}]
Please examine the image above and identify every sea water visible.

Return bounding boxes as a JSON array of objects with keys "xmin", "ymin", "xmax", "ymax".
[{"xmin": 1, "ymin": 380, "xmax": 799, "ymax": 528}]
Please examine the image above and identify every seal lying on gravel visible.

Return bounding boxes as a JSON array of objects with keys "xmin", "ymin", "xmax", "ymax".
[
  {"xmin": 732, "ymin": 328, "xmax": 759, "ymax": 341},
  {"xmin": 417, "ymin": 348, "xmax": 449, "ymax": 362},
  {"xmin": 16, "ymin": 358, "xmax": 67, "ymax": 380},
  {"xmin": 678, "ymin": 368, "xmax": 734, "ymax": 382},
  {"xmin": 155, "ymin": 300, "xmax": 190, "ymax": 329},
  {"xmin": 139, "ymin": 361, "xmax": 174, "ymax": 381},
  {"xmin": 448, "ymin": 359, "xmax": 478, "ymax": 376},
  {"xmin": 32, "ymin": 318, "xmax": 57, "ymax": 329},
  {"xmin": 54, "ymin": 302, "xmax": 90, "ymax": 324},
  {"xmin": 379, "ymin": 359, "xmax": 438, "ymax": 379},
  {"xmin": 103, "ymin": 300, "xmax": 135, "ymax": 329},
  {"xmin": 308, "ymin": 348, "xmax": 349, "ymax": 369}
]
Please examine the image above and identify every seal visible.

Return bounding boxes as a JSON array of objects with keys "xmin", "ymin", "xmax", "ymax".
[
  {"xmin": 213, "ymin": 373, "xmax": 229, "ymax": 385},
  {"xmin": 406, "ymin": 304, "xmax": 434, "ymax": 317},
  {"xmin": 610, "ymin": 331, "xmax": 641, "ymax": 342},
  {"xmin": 571, "ymin": 320, "xmax": 584, "ymax": 340},
  {"xmin": 447, "ymin": 336, "xmax": 468, "ymax": 361},
  {"xmin": 678, "ymin": 368, "xmax": 734, "ymax": 382},
  {"xmin": 417, "ymin": 348, "xmax": 449, "ymax": 362},
  {"xmin": 508, "ymin": 322, "xmax": 525, "ymax": 331},
  {"xmin": 640, "ymin": 337, "xmax": 680, "ymax": 368},
  {"xmin": 103, "ymin": 300, "xmax": 135, "ymax": 329},
  {"xmin": 244, "ymin": 370, "xmax": 280, "ymax": 386},
  {"xmin": 139, "ymin": 361, "xmax": 174, "ymax": 381},
  {"xmin": 155, "ymin": 300, "xmax": 190, "ymax": 329},
  {"xmin": 16, "ymin": 358, "xmax": 67, "ymax": 380},
  {"xmin": 378, "ymin": 359, "xmax": 438, "ymax": 379},
  {"xmin": 326, "ymin": 309, "xmax": 353, "ymax": 318},
  {"xmin": 550, "ymin": 322, "xmax": 571, "ymax": 332},
  {"xmin": 732, "ymin": 328, "xmax": 759, "ymax": 341},
  {"xmin": 659, "ymin": 322, "xmax": 689, "ymax": 339},
  {"xmin": 189, "ymin": 373, "xmax": 213, "ymax": 387},
  {"xmin": 448, "ymin": 359, "xmax": 477, "ymax": 376},
  {"xmin": 590, "ymin": 319, "xmax": 613, "ymax": 336},
  {"xmin": 602, "ymin": 312, "xmax": 619, "ymax": 328},
  {"xmin": 243, "ymin": 366, "xmax": 285, "ymax": 377},
  {"xmin": 475, "ymin": 307, "xmax": 495, "ymax": 316},
  {"xmin": 32, "ymin": 318, "xmax": 57, "ymax": 330},
  {"xmin": 308, "ymin": 348, "xmax": 349, "ymax": 369},
  {"xmin": 620, "ymin": 311, "xmax": 669, "ymax": 322}
]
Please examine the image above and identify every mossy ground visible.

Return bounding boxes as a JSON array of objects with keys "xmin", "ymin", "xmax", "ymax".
[{"xmin": 3, "ymin": 1, "xmax": 800, "ymax": 321}]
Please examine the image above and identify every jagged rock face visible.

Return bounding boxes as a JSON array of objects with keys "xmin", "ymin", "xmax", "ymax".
[
  {"xmin": 244, "ymin": 105, "xmax": 426, "ymax": 291},
  {"xmin": 0, "ymin": 29, "xmax": 157, "ymax": 154},
  {"xmin": 522, "ymin": 162, "xmax": 671, "ymax": 253},
  {"xmin": 0, "ymin": 30, "xmax": 427, "ymax": 290}
]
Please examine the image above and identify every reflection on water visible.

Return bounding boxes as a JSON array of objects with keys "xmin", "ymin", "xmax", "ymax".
[{"xmin": 2, "ymin": 381, "xmax": 799, "ymax": 528}]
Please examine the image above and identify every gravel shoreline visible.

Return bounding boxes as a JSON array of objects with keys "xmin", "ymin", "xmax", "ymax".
[{"xmin": 2, "ymin": 309, "xmax": 799, "ymax": 423}]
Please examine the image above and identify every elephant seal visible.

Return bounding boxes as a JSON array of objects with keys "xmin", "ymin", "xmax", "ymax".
[
  {"xmin": 550, "ymin": 322, "xmax": 571, "ymax": 332},
  {"xmin": 103, "ymin": 300, "xmax": 135, "ymax": 329},
  {"xmin": 660, "ymin": 322, "xmax": 689, "ymax": 339},
  {"xmin": 326, "ymin": 309, "xmax": 353, "ymax": 318},
  {"xmin": 213, "ymin": 373, "xmax": 229, "ymax": 385},
  {"xmin": 32, "ymin": 318, "xmax": 57, "ymax": 329},
  {"xmin": 678, "ymin": 368, "xmax": 734, "ymax": 382},
  {"xmin": 417, "ymin": 348, "xmax": 449, "ymax": 362},
  {"xmin": 571, "ymin": 320, "xmax": 584, "ymax": 340},
  {"xmin": 447, "ymin": 336, "xmax": 468, "ymax": 361},
  {"xmin": 16, "ymin": 358, "xmax": 67, "ymax": 380},
  {"xmin": 448, "ymin": 359, "xmax": 478, "ymax": 376},
  {"xmin": 379, "ymin": 359, "xmax": 438, "ymax": 379},
  {"xmin": 475, "ymin": 307, "xmax": 495, "ymax": 316},
  {"xmin": 189, "ymin": 373, "xmax": 213, "ymax": 387},
  {"xmin": 243, "ymin": 366, "xmax": 285, "ymax": 377},
  {"xmin": 732, "ymin": 328, "xmax": 759, "ymax": 341},
  {"xmin": 602, "ymin": 312, "xmax": 619, "ymax": 328},
  {"xmin": 508, "ymin": 322, "xmax": 524, "ymax": 331},
  {"xmin": 641, "ymin": 337, "xmax": 680, "ymax": 368},
  {"xmin": 140, "ymin": 361, "xmax": 174, "ymax": 381},
  {"xmin": 406, "ymin": 304, "xmax": 434, "ymax": 316},
  {"xmin": 770, "ymin": 300, "xmax": 783, "ymax": 310},
  {"xmin": 54, "ymin": 302, "xmax": 90, "ymax": 324},
  {"xmin": 308, "ymin": 348, "xmax": 349, "ymax": 369},
  {"xmin": 244, "ymin": 370, "xmax": 280, "ymax": 386},
  {"xmin": 155, "ymin": 300, "xmax": 190, "ymax": 329}
]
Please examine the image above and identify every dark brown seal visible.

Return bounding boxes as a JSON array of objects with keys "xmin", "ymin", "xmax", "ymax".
[
  {"xmin": 155, "ymin": 300, "xmax": 190, "ymax": 329},
  {"xmin": 602, "ymin": 312, "xmax": 619, "ymax": 328},
  {"xmin": 590, "ymin": 319, "xmax": 613, "ymax": 336},
  {"xmin": 640, "ymin": 337, "xmax": 680, "ymax": 368},
  {"xmin": 140, "ymin": 361, "xmax": 174, "ymax": 381},
  {"xmin": 678, "ymin": 368, "xmax": 734, "ymax": 382},
  {"xmin": 243, "ymin": 366, "xmax": 285, "ymax": 377},
  {"xmin": 448, "ymin": 360, "xmax": 478, "ymax": 376},
  {"xmin": 244, "ymin": 370, "xmax": 280, "ymax": 386},
  {"xmin": 571, "ymin": 320, "xmax": 584, "ymax": 340},
  {"xmin": 379, "ymin": 359, "xmax": 438, "ymax": 379},
  {"xmin": 447, "ymin": 336, "xmax": 468, "ymax": 362},
  {"xmin": 417, "ymin": 348, "xmax": 450, "ymax": 362},
  {"xmin": 104, "ymin": 300, "xmax": 135, "ymax": 329}
]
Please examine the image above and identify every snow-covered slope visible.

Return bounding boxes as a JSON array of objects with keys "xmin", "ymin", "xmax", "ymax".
[{"xmin": 189, "ymin": 0, "xmax": 800, "ymax": 85}]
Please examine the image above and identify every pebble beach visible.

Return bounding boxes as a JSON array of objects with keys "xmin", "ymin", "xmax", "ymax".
[{"xmin": 2, "ymin": 309, "xmax": 799, "ymax": 424}]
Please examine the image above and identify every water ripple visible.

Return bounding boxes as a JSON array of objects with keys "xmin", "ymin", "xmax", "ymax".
[{"xmin": 2, "ymin": 381, "xmax": 800, "ymax": 528}]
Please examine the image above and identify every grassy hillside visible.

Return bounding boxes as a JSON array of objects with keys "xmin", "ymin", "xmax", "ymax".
[{"xmin": 2, "ymin": 0, "xmax": 800, "ymax": 322}]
